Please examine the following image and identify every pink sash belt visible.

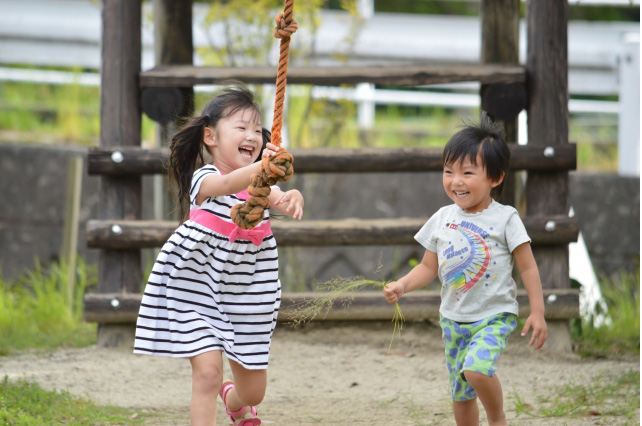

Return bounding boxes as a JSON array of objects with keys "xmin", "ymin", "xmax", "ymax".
[{"xmin": 189, "ymin": 209, "xmax": 272, "ymax": 246}]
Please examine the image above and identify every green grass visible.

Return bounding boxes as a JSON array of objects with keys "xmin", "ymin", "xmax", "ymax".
[
  {"xmin": 573, "ymin": 270, "xmax": 640, "ymax": 358},
  {"xmin": 511, "ymin": 369, "xmax": 640, "ymax": 421},
  {"xmin": 0, "ymin": 259, "xmax": 97, "ymax": 356},
  {"xmin": 510, "ymin": 271, "xmax": 641, "ymax": 423},
  {"xmin": 0, "ymin": 376, "xmax": 145, "ymax": 425}
]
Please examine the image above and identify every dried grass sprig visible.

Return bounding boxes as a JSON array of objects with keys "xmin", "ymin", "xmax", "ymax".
[{"xmin": 287, "ymin": 276, "xmax": 405, "ymax": 352}]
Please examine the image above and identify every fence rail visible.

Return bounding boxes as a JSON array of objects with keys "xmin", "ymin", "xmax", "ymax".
[
  {"xmin": 86, "ymin": 216, "xmax": 578, "ymax": 249},
  {"xmin": 88, "ymin": 144, "xmax": 577, "ymax": 175}
]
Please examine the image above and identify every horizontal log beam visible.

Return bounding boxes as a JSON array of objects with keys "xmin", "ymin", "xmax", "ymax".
[
  {"xmin": 86, "ymin": 216, "xmax": 578, "ymax": 249},
  {"xmin": 83, "ymin": 289, "xmax": 580, "ymax": 324},
  {"xmin": 140, "ymin": 64, "xmax": 526, "ymax": 87},
  {"xmin": 88, "ymin": 145, "xmax": 576, "ymax": 176}
]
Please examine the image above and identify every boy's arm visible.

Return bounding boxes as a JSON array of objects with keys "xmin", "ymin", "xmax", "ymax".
[
  {"xmin": 513, "ymin": 242, "xmax": 548, "ymax": 350},
  {"xmin": 267, "ymin": 187, "xmax": 304, "ymax": 220},
  {"xmin": 384, "ymin": 250, "xmax": 439, "ymax": 304}
]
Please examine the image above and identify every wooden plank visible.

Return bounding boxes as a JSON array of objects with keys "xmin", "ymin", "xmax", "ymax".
[
  {"xmin": 87, "ymin": 144, "xmax": 577, "ymax": 175},
  {"xmin": 140, "ymin": 64, "xmax": 526, "ymax": 87},
  {"xmin": 83, "ymin": 289, "xmax": 580, "ymax": 324},
  {"xmin": 61, "ymin": 156, "xmax": 83, "ymax": 309},
  {"xmin": 86, "ymin": 215, "xmax": 578, "ymax": 248}
]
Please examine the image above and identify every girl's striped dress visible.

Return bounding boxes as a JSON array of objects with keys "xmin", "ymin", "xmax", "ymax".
[{"xmin": 133, "ymin": 165, "xmax": 281, "ymax": 370}]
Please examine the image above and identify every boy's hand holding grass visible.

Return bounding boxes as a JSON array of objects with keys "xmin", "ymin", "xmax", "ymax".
[
  {"xmin": 290, "ymin": 276, "xmax": 405, "ymax": 352},
  {"xmin": 383, "ymin": 280, "xmax": 405, "ymax": 304}
]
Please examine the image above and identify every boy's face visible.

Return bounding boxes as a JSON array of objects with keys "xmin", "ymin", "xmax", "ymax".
[{"xmin": 442, "ymin": 153, "xmax": 503, "ymax": 214}]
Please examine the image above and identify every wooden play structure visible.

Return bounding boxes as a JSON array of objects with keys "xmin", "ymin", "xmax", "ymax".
[{"xmin": 84, "ymin": 0, "xmax": 579, "ymax": 352}]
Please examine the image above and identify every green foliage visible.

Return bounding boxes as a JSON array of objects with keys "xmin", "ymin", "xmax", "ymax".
[
  {"xmin": 0, "ymin": 80, "xmax": 156, "ymax": 146},
  {"xmin": 0, "ymin": 376, "xmax": 144, "ymax": 425},
  {"xmin": 0, "ymin": 259, "xmax": 97, "ymax": 356},
  {"xmin": 0, "ymin": 80, "xmax": 98, "ymax": 145},
  {"xmin": 571, "ymin": 114, "xmax": 619, "ymax": 173},
  {"xmin": 199, "ymin": 0, "xmax": 326, "ymax": 67},
  {"xmin": 574, "ymin": 270, "xmax": 640, "ymax": 357},
  {"xmin": 511, "ymin": 369, "xmax": 640, "ymax": 421},
  {"xmin": 0, "ymin": 1, "xmax": 627, "ymax": 171}
]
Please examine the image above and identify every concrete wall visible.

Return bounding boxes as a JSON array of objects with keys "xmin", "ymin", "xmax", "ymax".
[
  {"xmin": 0, "ymin": 143, "xmax": 638, "ymax": 290},
  {"xmin": 0, "ymin": 143, "xmax": 154, "ymax": 280},
  {"xmin": 569, "ymin": 173, "xmax": 640, "ymax": 281}
]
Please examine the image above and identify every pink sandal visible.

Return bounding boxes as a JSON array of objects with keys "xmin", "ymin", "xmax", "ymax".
[{"xmin": 220, "ymin": 381, "xmax": 262, "ymax": 426}]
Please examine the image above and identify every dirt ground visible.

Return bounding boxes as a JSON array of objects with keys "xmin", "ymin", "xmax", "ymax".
[{"xmin": 1, "ymin": 321, "xmax": 639, "ymax": 425}]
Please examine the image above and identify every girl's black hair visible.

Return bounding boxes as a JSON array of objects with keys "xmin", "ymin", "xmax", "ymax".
[
  {"xmin": 168, "ymin": 85, "xmax": 262, "ymax": 221},
  {"xmin": 442, "ymin": 111, "xmax": 510, "ymax": 200}
]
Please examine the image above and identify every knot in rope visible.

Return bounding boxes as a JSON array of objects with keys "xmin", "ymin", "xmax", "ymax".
[
  {"xmin": 260, "ymin": 149, "xmax": 294, "ymax": 185},
  {"xmin": 273, "ymin": 14, "xmax": 298, "ymax": 39},
  {"xmin": 230, "ymin": 149, "xmax": 294, "ymax": 230}
]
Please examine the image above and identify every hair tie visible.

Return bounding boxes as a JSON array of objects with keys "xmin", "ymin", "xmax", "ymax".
[{"xmin": 203, "ymin": 114, "xmax": 211, "ymax": 126}]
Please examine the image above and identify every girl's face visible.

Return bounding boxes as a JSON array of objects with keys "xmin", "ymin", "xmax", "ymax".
[
  {"xmin": 442, "ymin": 153, "xmax": 503, "ymax": 214},
  {"xmin": 204, "ymin": 107, "xmax": 262, "ymax": 173}
]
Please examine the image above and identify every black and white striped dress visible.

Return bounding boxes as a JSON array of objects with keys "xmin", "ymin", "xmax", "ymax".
[{"xmin": 133, "ymin": 165, "xmax": 281, "ymax": 369}]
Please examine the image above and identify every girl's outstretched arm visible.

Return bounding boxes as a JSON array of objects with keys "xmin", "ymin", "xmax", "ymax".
[
  {"xmin": 268, "ymin": 188, "xmax": 304, "ymax": 220},
  {"xmin": 514, "ymin": 242, "xmax": 548, "ymax": 350},
  {"xmin": 195, "ymin": 143, "xmax": 279, "ymax": 205},
  {"xmin": 384, "ymin": 250, "xmax": 438, "ymax": 304}
]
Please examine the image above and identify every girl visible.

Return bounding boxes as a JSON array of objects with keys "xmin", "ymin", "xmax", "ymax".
[
  {"xmin": 383, "ymin": 113, "xmax": 547, "ymax": 426},
  {"xmin": 134, "ymin": 86, "xmax": 304, "ymax": 426}
]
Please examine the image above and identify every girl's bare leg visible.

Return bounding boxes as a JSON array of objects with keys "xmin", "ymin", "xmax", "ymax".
[
  {"xmin": 189, "ymin": 351, "xmax": 224, "ymax": 426},
  {"xmin": 222, "ymin": 359, "xmax": 267, "ymax": 419},
  {"xmin": 453, "ymin": 398, "xmax": 479, "ymax": 426},
  {"xmin": 463, "ymin": 371, "xmax": 508, "ymax": 426}
]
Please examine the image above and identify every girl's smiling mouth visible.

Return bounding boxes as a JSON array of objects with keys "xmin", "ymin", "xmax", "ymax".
[{"xmin": 239, "ymin": 146, "xmax": 255, "ymax": 159}]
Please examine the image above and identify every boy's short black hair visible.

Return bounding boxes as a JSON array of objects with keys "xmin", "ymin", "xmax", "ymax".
[{"xmin": 442, "ymin": 112, "xmax": 510, "ymax": 200}]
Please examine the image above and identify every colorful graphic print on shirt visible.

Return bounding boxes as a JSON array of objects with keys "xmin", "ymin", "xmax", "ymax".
[{"xmin": 442, "ymin": 221, "xmax": 493, "ymax": 300}]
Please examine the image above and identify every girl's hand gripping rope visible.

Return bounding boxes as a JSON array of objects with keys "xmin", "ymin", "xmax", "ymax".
[{"xmin": 231, "ymin": 144, "xmax": 294, "ymax": 230}]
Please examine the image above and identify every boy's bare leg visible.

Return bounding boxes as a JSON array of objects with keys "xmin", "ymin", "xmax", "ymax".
[
  {"xmin": 453, "ymin": 398, "xmax": 479, "ymax": 426},
  {"xmin": 464, "ymin": 371, "xmax": 508, "ymax": 426}
]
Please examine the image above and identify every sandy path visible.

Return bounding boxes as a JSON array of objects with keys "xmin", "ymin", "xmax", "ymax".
[{"xmin": 1, "ymin": 321, "xmax": 638, "ymax": 425}]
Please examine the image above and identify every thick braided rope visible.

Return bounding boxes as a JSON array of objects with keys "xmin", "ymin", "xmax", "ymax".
[{"xmin": 230, "ymin": 0, "xmax": 297, "ymax": 230}]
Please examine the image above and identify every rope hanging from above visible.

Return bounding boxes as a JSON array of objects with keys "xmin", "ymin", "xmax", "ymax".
[{"xmin": 230, "ymin": 0, "xmax": 297, "ymax": 230}]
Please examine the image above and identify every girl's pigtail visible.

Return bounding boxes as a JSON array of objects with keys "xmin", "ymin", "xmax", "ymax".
[
  {"xmin": 255, "ymin": 127, "xmax": 271, "ymax": 162},
  {"xmin": 168, "ymin": 115, "xmax": 210, "ymax": 222}
]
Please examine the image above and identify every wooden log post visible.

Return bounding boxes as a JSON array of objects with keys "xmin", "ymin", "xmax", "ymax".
[
  {"xmin": 97, "ymin": 0, "xmax": 143, "ymax": 348},
  {"xmin": 480, "ymin": 0, "xmax": 522, "ymax": 208},
  {"xmin": 148, "ymin": 0, "xmax": 194, "ymax": 222},
  {"xmin": 526, "ymin": 0, "xmax": 572, "ymax": 353}
]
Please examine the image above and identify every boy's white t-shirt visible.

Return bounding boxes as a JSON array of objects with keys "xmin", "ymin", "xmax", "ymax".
[{"xmin": 415, "ymin": 200, "xmax": 531, "ymax": 322}]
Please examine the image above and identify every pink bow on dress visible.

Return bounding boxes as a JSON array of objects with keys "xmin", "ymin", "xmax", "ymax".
[{"xmin": 228, "ymin": 226, "xmax": 268, "ymax": 246}]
